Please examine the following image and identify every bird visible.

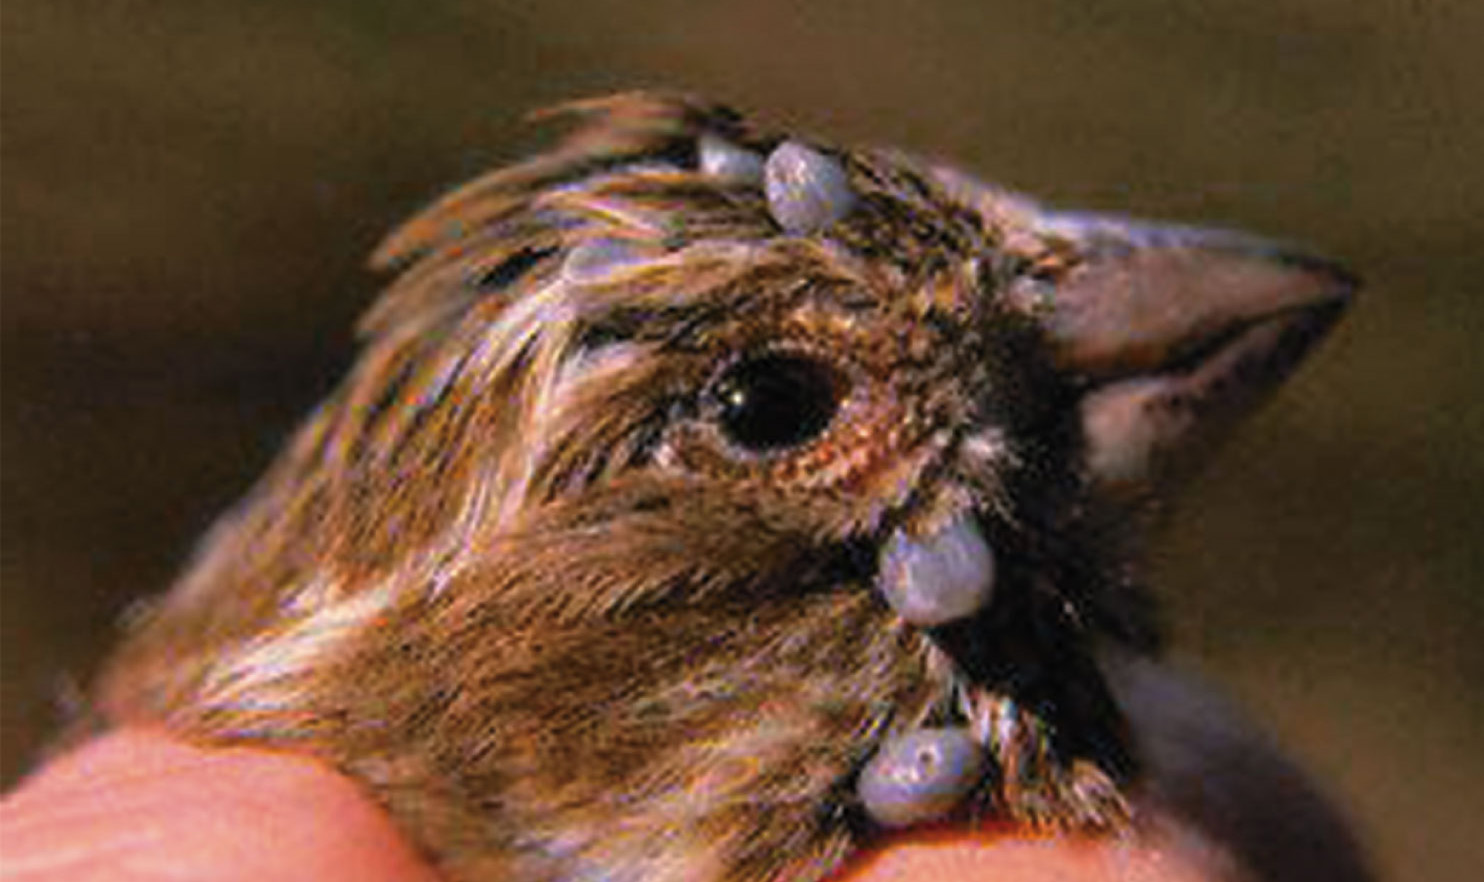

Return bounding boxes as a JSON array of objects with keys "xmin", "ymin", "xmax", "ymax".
[{"xmin": 95, "ymin": 92, "xmax": 1370, "ymax": 881}]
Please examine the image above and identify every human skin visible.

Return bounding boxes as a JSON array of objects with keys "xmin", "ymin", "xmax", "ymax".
[{"xmin": 0, "ymin": 730, "xmax": 1210, "ymax": 882}]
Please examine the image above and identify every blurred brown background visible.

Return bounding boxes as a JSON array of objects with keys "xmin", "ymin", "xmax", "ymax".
[{"xmin": 3, "ymin": 0, "xmax": 1480, "ymax": 878}]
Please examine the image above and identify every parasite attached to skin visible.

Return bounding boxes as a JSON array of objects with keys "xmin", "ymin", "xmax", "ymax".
[
  {"xmin": 876, "ymin": 515, "xmax": 996, "ymax": 626},
  {"xmin": 857, "ymin": 727, "xmax": 986, "ymax": 828},
  {"xmin": 763, "ymin": 140, "xmax": 857, "ymax": 234},
  {"xmin": 698, "ymin": 134, "xmax": 765, "ymax": 184}
]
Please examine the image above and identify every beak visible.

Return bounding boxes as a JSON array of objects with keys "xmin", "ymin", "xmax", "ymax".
[{"xmin": 1012, "ymin": 212, "xmax": 1357, "ymax": 493}]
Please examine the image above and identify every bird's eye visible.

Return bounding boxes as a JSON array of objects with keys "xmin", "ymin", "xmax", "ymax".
[{"xmin": 710, "ymin": 354, "xmax": 843, "ymax": 453}]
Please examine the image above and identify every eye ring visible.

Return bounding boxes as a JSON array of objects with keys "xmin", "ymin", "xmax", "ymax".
[{"xmin": 706, "ymin": 351, "xmax": 846, "ymax": 454}]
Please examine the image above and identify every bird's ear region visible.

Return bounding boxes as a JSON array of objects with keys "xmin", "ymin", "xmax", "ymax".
[{"xmin": 1010, "ymin": 214, "xmax": 1355, "ymax": 496}]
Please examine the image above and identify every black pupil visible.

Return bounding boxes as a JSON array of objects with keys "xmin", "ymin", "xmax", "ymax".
[{"xmin": 714, "ymin": 355, "xmax": 841, "ymax": 452}]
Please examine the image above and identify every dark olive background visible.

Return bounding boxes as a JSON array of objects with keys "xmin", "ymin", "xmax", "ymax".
[{"xmin": 4, "ymin": 1, "xmax": 1480, "ymax": 878}]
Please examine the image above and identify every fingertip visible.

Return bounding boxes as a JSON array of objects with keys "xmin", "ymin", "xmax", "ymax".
[
  {"xmin": 1, "ymin": 729, "xmax": 440, "ymax": 882},
  {"xmin": 833, "ymin": 826, "xmax": 1218, "ymax": 882}
]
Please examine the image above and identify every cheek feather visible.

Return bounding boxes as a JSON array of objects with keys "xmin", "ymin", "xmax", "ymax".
[{"xmin": 195, "ymin": 582, "xmax": 400, "ymax": 724}]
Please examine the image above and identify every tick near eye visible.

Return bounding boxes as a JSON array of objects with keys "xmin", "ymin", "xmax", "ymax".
[{"xmin": 710, "ymin": 353, "xmax": 845, "ymax": 453}]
